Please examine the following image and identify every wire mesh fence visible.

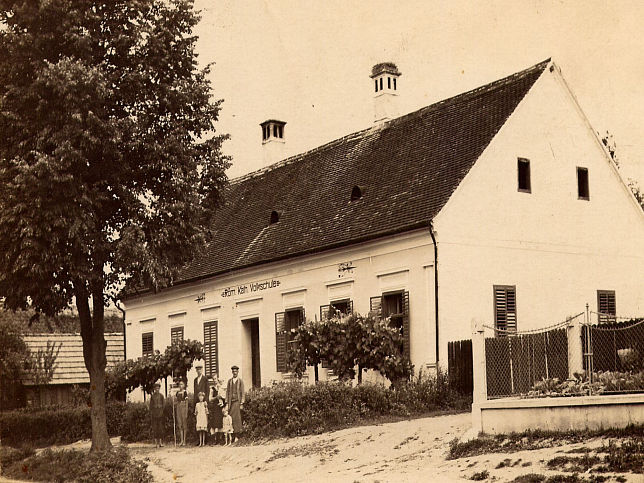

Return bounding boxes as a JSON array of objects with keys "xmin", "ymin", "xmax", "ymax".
[
  {"xmin": 481, "ymin": 311, "xmax": 644, "ymax": 399},
  {"xmin": 582, "ymin": 313, "xmax": 644, "ymax": 393},
  {"xmin": 484, "ymin": 314, "xmax": 582, "ymax": 399}
]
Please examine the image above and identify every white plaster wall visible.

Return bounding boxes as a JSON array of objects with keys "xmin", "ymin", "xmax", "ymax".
[
  {"xmin": 434, "ymin": 66, "xmax": 644, "ymax": 364},
  {"xmin": 124, "ymin": 231, "xmax": 437, "ymax": 401}
]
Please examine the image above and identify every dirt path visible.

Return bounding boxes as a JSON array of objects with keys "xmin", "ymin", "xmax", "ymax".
[{"xmin": 129, "ymin": 412, "xmax": 472, "ymax": 482}]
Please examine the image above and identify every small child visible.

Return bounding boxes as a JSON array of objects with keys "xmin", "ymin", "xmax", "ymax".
[
  {"xmin": 222, "ymin": 407, "xmax": 233, "ymax": 446},
  {"xmin": 174, "ymin": 380, "xmax": 188, "ymax": 446},
  {"xmin": 194, "ymin": 391, "xmax": 209, "ymax": 447}
]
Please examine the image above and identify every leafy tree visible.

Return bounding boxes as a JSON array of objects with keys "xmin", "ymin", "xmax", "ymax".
[
  {"xmin": 0, "ymin": 319, "xmax": 30, "ymax": 408},
  {"xmin": 287, "ymin": 312, "xmax": 411, "ymax": 385},
  {"xmin": 0, "ymin": 1, "xmax": 228, "ymax": 450},
  {"xmin": 107, "ymin": 339, "xmax": 203, "ymax": 396}
]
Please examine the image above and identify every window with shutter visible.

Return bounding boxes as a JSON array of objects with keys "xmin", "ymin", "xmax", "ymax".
[
  {"xmin": 381, "ymin": 291, "xmax": 410, "ymax": 359},
  {"xmin": 597, "ymin": 290, "xmax": 616, "ymax": 323},
  {"xmin": 203, "ymin": 321, "xmax": 218, "ymax": 378},
  {"xmin": 142, "ymin": 332, "xmax": 153, "ymax": 356},
  {"xmin": 170, "ymin": 326, "xmax": 184, "ymax": 346},
  {"xmin": 370, "ymin": 296, "xmax": 382, "ymax": 317},
  {"xmin": 275, "ymin": 312, "xmax": 287, "ymax": 372},
  {"xmin": 518, "ymin": 158, "xmax": 531, "ymax": 193},
  {"xmin": 321, "ymin": 299, "xmax": 353, "ymax": 321},
  {"xmin": 494, "ymin": 285, "xmax": 517, "ymax": 336}
]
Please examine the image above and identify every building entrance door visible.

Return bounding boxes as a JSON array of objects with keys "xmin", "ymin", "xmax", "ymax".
[{"xmin": 242, "ymin": 318, "xmax": 261, "ymax": 388}]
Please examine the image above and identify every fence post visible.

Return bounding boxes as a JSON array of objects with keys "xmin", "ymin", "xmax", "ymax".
[
  {"xmin": 567, "ymin": 315, "xmax": 583, "ymax": 379},
  {"xmin": 471, "ymin": 318, "xmax": 487, "ymax": 433}
]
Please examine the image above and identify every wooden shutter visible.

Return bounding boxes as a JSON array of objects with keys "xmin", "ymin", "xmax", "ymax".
[
  {"xmin": 370, "ymin": 296, "xmax": 382, "ymax": 318},
  {"xmin": 203, "ymin": 321, "xmax": 218, "ymax": 378},
  {"xmin": 597, "ymin": 290, "xmax": 616, "ymax": 323},
  {"xmin": 142, "ymin": 332, "xmax": 153, "ymax": 356},
  {"xmin": 320, "ymin": 305, "xmax": 331, "ymax": 321},
  {"xmin": 275, "ymin": 312, "xmax": 287, "ymax": 372},
  {"xmin": 402, "ymin": 290, "xmax": 411, "ymax": 359},
  {"xmin": 348, "ymin": 300, "xmax": 354, "ymax": 314},
  {"xmin": 170, "ymin": 326, "xmax": 184, "ymax": 346},
  {"xmin": 494, "ymin": 286, "xmax": 517, "ymax": 336}
]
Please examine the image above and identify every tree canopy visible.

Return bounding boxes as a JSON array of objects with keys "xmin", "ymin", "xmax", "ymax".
[{"xmin": 0, "ymin": 0, "xmax": 229, "ymax": 450}]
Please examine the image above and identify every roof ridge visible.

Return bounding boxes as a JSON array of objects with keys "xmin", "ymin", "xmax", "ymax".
[{"xmin": 228, "ymin": 59, "xmax": 551, "ymax": 185}]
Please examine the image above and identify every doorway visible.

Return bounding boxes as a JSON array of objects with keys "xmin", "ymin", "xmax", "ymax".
[{"xmin": 242, "ymin": 318, "xmax": 261, "ymax": 388}]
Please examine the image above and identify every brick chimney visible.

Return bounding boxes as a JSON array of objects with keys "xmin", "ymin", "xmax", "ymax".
[
  {"xmin": 260, "ymin": 119, "xmax": 286, "ymax": 166},
  {"xmin": 370, "ymin": 62, "xmax": 401, "ymax": 123}
]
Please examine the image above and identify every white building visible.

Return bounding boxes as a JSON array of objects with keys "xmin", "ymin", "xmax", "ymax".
[{"xmin": 123, "ymin": 59, "xmax": 644, "ymax": 399}]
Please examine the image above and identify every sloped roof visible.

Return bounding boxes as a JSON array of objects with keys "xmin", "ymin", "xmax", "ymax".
[
  {"xmin": 173, "ymin": 59, "xmax": 551, "ymax": 286},
  {"xmin": 22, "ymin": 333, "xmax": 124, "ymax": 385}
]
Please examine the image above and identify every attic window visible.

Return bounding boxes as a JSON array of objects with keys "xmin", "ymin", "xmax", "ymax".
[
  {"xmin": 517, "ymin": 158, "xmax": 531, "ymax": 193},
  {"xmin": 269, "ymin": 210, "xmax": 280, "ymax": 224},
  {"xmin": 350, "ymin": 186, "xmax": 363, "ymax": 201},
  {"xmin": 577, "ymin": 167, "xmax": 589, "ymax": 200},
  {"xmin": 374, "ymin": 79, "xmax": 378, "ymax": 93},
  {"xmin": 393, "ymin": 78, "xmax": 397, "ymax": 90}
]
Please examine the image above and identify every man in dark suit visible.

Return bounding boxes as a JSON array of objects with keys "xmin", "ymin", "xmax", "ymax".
[
  {"xmin": 226, "ymin": 365, "xmax": 245, "ymax": 442},
  {"xmin": 193, "ymin": 363, "xmax": 209, "ymax": 402}
]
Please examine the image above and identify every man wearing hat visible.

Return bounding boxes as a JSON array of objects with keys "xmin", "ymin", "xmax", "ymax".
[
  {"xmin": 150, "ymin": 382, "xmax": 165, "ymax": 447},
  {"xmin": 226, "ymin": 365, "xmax": 245, "ymax": 442},
  {"xmin": 193, "ymin": 363, "xmax": 209, "ymax": 403}
]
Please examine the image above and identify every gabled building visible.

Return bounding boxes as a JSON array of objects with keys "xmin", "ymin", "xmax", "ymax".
[{"xmin": 123, "ymin": 59, "xmax": 644, "ymax": 399}]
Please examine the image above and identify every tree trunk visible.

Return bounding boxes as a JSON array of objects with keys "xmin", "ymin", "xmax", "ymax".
[
  {"xmin": 77, "ymin": 285, "xmax": 112, "ymax": 452},
  {"xmin": 357, "ymin": 365, "xmax": 363, "ymax": 384},
  {"xmin": 314, "ymin": 364, "xmax": 319, "ymax": 383}
]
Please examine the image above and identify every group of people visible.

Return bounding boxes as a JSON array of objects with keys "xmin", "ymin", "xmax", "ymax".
[{"xmin": 149, "ymin": 364, "xmax": 246, "ymax": 447}]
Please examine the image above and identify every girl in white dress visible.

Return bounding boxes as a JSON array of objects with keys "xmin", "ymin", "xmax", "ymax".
[{"xmin": 194, "ymin": 391, "xmax": 209, "ymax": 446}]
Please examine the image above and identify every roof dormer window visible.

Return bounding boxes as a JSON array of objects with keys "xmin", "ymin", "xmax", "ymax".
[
  {"xmin": 269, "ymin": 210, "xmax": 280, "ymax": 224},
  {"xmin": 350, "ymin": 186, "xmax": 363, "ymax": 201}
]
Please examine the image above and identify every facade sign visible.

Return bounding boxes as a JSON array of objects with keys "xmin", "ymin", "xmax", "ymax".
[{"xmin": 220, "ymin": 278, "xmax": 280, "ymax": 298}]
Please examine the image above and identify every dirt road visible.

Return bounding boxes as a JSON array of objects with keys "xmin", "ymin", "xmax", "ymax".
[{"xmin": 129, "ymin": 412, "xmax": 474, "ymax": 482}]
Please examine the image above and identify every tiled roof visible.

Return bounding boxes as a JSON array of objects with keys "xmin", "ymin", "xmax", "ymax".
[
  {"xmin": 174, "ymin": 60, "xmax": 551, "ymax": 286},
  {"xmin": 22, "ymin": 333, "xmax": 124, "ymax": 385}
]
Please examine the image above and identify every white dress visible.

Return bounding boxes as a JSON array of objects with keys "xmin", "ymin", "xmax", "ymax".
[{"xmin": 195, "ymin": 401, "xmax": 208, "ymax": 431}]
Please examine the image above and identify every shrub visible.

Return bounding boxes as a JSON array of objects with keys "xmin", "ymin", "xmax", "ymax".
[
  {"xmin": 242, "ymin": 369, "xmax": 468, "ymax": 439},
  {"xmin": 2, "ymin": 447, "xmax": 151, "ymax": 483}
]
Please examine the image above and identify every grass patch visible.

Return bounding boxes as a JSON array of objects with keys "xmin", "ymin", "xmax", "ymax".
[
  {"xmin": 1, "ymin": 446, "xmax": 151, "ymax": 482},
  {"xmin": 448, "ymin": 424, "xmax": 644, "ymax": 460},
  {"xmin": 546, "ymin": 455, "xmax": 601, "ymax": 472},
  {"xmin": 470, "ymin": 469, "xmax": 489, "ymax": 480}
]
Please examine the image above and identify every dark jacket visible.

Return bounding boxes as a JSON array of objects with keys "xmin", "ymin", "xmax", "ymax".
[
  {"xmin": 194, "ymin": 374, "xmax": 209, "ymax": 401},
  {"xmin": 226, "ymin": 377, "xmax": 245, "ymax": 405}
]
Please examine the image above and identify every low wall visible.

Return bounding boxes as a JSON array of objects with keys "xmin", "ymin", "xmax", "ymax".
[{"xmin": 472, "ymin": 393, "xmax": 644, "ymax": 434}]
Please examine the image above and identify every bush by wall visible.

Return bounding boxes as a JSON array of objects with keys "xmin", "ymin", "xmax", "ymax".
[
  {"xmin": 1, "ymin": 370, "xmax": 469, "ymax": 447},
  {"xmin": 242, "ymin": 370, "xmax": 470, "ymax": 439}
]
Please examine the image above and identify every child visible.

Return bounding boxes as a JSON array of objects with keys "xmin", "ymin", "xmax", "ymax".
[
  {"xmin": 150, "ymin": 382, "xmax": 165, "ymax": 447},
  {"xmin": 209, "ymin": 393, "xmax": 226, "ymax": 445},
  {"xmin": 174, "ymin": 380, "xmax": 188, "ymax": 446},
  {"xmin": 194, "ymin": 391, "xmax": 209, "ymax": 446},
  {"xmin": 222, "ymin": 407, "xmax": 233, "ymax": 446}
]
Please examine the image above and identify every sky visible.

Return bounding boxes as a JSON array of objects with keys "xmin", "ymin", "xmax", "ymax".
[{"xmin": 193, "ymin": 0, "xmax": 644, "ymax": 185}]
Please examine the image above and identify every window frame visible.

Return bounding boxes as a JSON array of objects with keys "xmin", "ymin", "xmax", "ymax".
[
  {"xmin": 142, "ymin": 332, "xmax": 154, "ymax": 357},
  {"xmin": 170, "ymin": 326, "xmax": 184, "ymax": 346},
  {"xmin": 577, "ymin": 167, "xmax": 590, "ymax": 200},
  {"xmin": 597, "ymin": 290, "xmax": 616, "ymax": 324},
  {"xmin": 493, "ymin": 285, "xmax": 517, "ymax": 336},
  {"xmin": 517, "ymin": 158, "xmax": 531, "ymax": 193}
]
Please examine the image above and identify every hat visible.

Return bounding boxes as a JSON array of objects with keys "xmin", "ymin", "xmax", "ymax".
[
  {"xmin": 195, "ymin": 362, "xmax": 203, "ymax": 368},
  {"xmin": 231, "ymin": 365, "xmax": 239, "ymax": 370},
  {"xmin": 153, "ymin": 382, "xmax": 161, "ymax": 388}
]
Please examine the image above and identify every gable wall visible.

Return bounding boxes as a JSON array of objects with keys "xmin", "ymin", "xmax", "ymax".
[{"xmin": 433, "ymin": 66, "xmax": 644, "ymax": 363}]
